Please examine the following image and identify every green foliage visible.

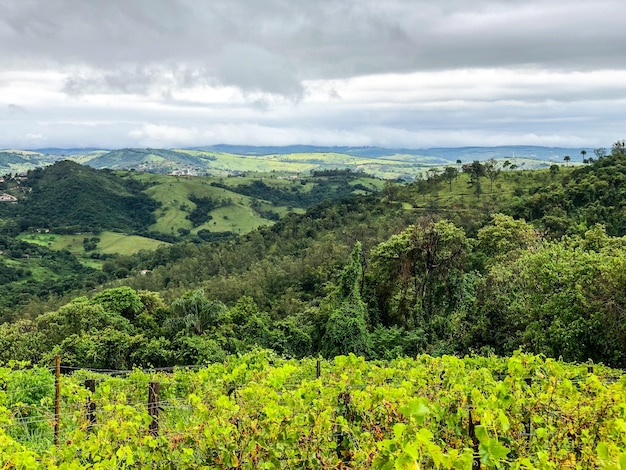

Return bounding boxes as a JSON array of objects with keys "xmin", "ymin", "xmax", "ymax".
[
  {"xmin": 16, "ymin": 161, "xmax": 159, "ymax": 233},
  {"xmin": 506, "ymin": 146, "xmax": 626, "ymax": 236},
  {"xmin": 210, "ymin": 171, "xmax": 376, "ymax": 209},
  {"xmin": 462, "ymin": 160, "xmax": 486, "ymax": 197},
  {"xmin": 168, "ymin": 289, "xmax": 226, "ymax": 335},
  {"xmin": 321, "ymin": 242, "xmax": 370, "ymax": 358},
  {"xmin": 464, "ymin": 226, "xmax": 626, "ymax": 366},
  {"xmin": 6, "ymin": 140, "xmax": 626, "ymax": 371},
  {"xmin": 476, "ymin": 213, "xmax": 538, "ymax": 263},
  {"xmin": 1, "ymin": 352, "xmax": 626, "ymax": 468},
  {"xmin": 368, "ymin": 218, "xmax": 468, "ymax": 328},
  {"xmin": 186, "ymin": 195, "xmax": 220, "ymax": 227},
  {"xmin": 92, "ymin": 286, "xmax": 144, "ymax": 321}
]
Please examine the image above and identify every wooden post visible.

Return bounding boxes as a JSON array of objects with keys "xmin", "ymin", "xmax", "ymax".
[
  {"xmin": 468, "ymin": 396, "xmax": 480, "ymax": 469},
  {"xmin": 148, "ymin": 382, "xmax": 160, "ymax": 437},
  {"xmin": 523, "ymin": 378, "xmax": 533, "ymax": 441},
  {"xmin": 54, "ymin": 355, "xmax": 61, "ymax": 446},
  {"xmin": 316, "ymin": 359, "xmax": 321, "ymax": 379},
  {"xmin": 85, "ymin": 379, "xmax": 96, "ymax": 431}
]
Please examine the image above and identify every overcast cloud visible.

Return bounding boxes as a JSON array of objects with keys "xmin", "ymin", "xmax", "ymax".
[{"xmin": 0, "ymin": 0, "xmax": 624, "ymax": 149}]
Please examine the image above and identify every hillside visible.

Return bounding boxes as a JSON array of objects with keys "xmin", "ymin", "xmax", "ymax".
[
  {"xmin": 1, "ymin": 142, "xmax": 626, "ymax": 370},
  {"xmin": 30, "ymin": 162, "xmax": 158, "ymax": 231},
  {"xmin": 10, "ymin": 160, "xmax": 159, "ymax": 232},
  {"xmin": 85, "ymin": 148, "xmax": 215, "ymax": 172},
  {"xmin": 82, "ymin": 146, "xmax": 579, "ymax": 179}
]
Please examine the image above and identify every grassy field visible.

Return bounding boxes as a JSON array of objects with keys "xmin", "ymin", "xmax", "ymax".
[
  {"xmin": 18, "ymin": 231, "xmax": 169, "ymax": 257},
  {"xmin": 12, "ymin": 171, "xmax": 384, "ymax": 265},
  {"xmin": 174, "ymin": 150, "xmax": 559, "ymax": 180},
  {"xmin": 128, "ymin": 171, "xmax": 382, "ymax": 237},
  {"xmin": 200, "ymin": 204, "xmax": 271, "ymax": 234},
  {"xmin": 176, "ymin": 150, "xmax": 423, "ymax": 179}
]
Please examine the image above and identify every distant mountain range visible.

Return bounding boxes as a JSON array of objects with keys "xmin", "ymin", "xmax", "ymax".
[
  {"xmin": 186, "ymin": 144, "xmax": 586, "ymax": 161},
  {"xmin": 0, "ymin": 145, "xmax": 594, "ymax": 179}
]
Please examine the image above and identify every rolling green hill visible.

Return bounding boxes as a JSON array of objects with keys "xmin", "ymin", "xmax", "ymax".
[
  {"xmin": 10, "ymin": 160, "xmax": 159, "ymax": 233},
  {"xmin": 86, "ymin": 148, "xmax": 216, "ymax": 172},
  {"xmin": 76, "ymin": 146, "xmax": 574, "ymax": 180}
]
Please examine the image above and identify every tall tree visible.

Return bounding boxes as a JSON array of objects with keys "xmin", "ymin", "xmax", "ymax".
[
  {"xmin": 443, "ymin": 166, "xmax": 458, "ymax": 192},
  {"xmin": 320, "ymin": 242, "xmax": 370, "ymax": 358},
  {"xmin": 612, "ymin": 140, "xmax": 626, "ymax": 156},
  {"xmin": 484, "ymin": 159, "xmax": 501, "ymax": 192},
  {"xmin": 462, "ymin": 161, "xmax": 485, "ymax": 198},
  {"xmin": 169, "ymin": 289, "xmax": 226, "ymax": 335},
  {"xmin": 369, "ymin": 218, "xmax": 468, "ymax": 327}
]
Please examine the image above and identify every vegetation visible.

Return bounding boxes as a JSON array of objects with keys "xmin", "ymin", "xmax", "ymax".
[
  {"xmin": 0, "ymin": 161, "xmax": 159, "ymax": 233},
  {"xmin": 0, "ymin": 144, "xmax": 625, "ymax": 369},
  {"xmin": 2, "ymin": 141, "xmax": 626, "ymax": 465},
  {"xmin": 1, "ymin": 351, "xmax": 625, "ymax": 468}
]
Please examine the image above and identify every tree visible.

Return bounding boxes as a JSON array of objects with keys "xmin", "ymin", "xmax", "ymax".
[
  {"xmin": 169, "ymin": 289, "xmax": 226, "ymax": 335},
  {"xmin": 580, "ymin": 150, "xmax": 587, "ymax": 160},
  {"xmin": 549, "ymin": 164, "xmax": 560, "ymax": 178},
  {"xmin": 320, "ymin": 242, "xmax": 370, "ymax": 358},
  {"xmin": 594, "ymin": 148, "xmax": 607, "ymax": 159},
  {"xmin": 612, "ymin": 139, "xmax": 626, "ymax": 156},
  {"xmin": 563, "ymin": 155, "xmax": 571, "ymax": 165},
  {"xmin": 468, "ymin": 228, "xmax": 626, "ymax": 366},
  {"xmin": 369, "ymin": 218, "xmax": 468, "ymax": 327},
  {"xmin": 476, "ymin": 214, "xmax": 537, "ymax": 263},
  {"xmin": 442, "ymin": 166, "xmax": 458, "ymax": 192},
  {"xmin": 92, "ymin": 287, "xmax": 143, "ymax": 321},
  {"xmin": 484, "ymin": 159, "xmax": 501, "ymax": 192},
  {"xmin": 462, "ymin": 161, "xmax": 485, "ymax": 198}
]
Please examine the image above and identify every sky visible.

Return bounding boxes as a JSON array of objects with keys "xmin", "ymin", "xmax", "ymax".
[{"xmin": 0, "ymin": 0, "xmax": 625, "ymax": 150}]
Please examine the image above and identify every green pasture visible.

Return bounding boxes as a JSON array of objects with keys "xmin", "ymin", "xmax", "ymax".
[
  {"xmin": 141, "ymin": 175, "xmax": 257, "ymax": 234},
  {"xmin": 20, "ymin": 232, "xmax": 169, "ymax": 256},
  {"xmin": 16, "ymin": 233, "xmax": 61, "ymax": 247},
  {"xmin": 197, "ymin": 204, "xmax": 272, "ymax": 234}
]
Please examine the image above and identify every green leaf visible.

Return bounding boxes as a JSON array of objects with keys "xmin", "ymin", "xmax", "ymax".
[
  {"xmin": 597, "ymin": 442, "xmax": 609, "ymax": 461},
  {"xmin": 399, "ymin": 398, "xmax": 431, "ymax": 425},
  {"xmin": 402, "ymin": 442, "xmax": 419, "ymax": 460},
  {"xmin": 475, "ymin": 425, "xmax": 488, "ymax": 443},
  {"xmin": 393, "ymin": 423, "xmax": 407, "ymax": 441}
]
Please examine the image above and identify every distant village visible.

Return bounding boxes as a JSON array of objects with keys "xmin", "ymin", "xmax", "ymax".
[{"xmin": 0, "ymin": 173, "xmax": 29, "ymax": 202}]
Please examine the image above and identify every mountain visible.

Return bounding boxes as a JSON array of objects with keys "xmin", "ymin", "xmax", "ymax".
[
  {"xmin": 186, "ymin": 144, "xmax": 589, "ymax": 162},
  {"xmin": 85, "ymin": 148, "xmax": 215, "ymax": 171},
  {"xmin": 31, "ymin": 147, "xmax": 107, "ymax": 155},
  {"xmin": 0, "ymin": 145, "xmax": 597, "ymax": 179},
  {"xmin": 16, "ymin": 160, "xmax": 159, "ymax": 232}
]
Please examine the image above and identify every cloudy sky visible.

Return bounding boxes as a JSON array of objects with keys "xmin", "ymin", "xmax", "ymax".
[{"xmin": 1, "ymin": 0, "xmax": 625, "ymax": 149}]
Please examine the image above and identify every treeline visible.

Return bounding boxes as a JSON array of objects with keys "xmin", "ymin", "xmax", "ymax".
[
  {"xmin": 3, "ymin": 214, "xmax": 626, "ymax": 368},
  {"xmin": 210, "ymin": 172, "xmax": 376, "ymax": 209},
  {"xmin": 508, "ymin": 141, "xmax": 626, "ymax": 236}
]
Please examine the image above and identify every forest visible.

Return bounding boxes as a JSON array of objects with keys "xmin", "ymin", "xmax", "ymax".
[{"xmin": 0, "ymin": 141, "xmax": 625, "ymax": 369}]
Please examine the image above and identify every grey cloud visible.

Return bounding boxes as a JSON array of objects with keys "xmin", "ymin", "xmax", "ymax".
[
  {"xmin": 0, "ymin": 0, "xmax": 625, "ymax": 149},
  {"xmin": 213, "ymin": 44, "xmax": 302, "ymax": 97},
  {"xmin": 1, "ymin": 0, "xmax": 625, "ymax": 98}
]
